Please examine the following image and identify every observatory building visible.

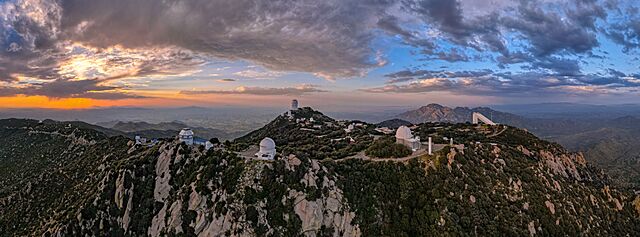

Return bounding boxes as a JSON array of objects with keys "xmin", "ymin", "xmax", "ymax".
[
  {"xmin": 395, "ymin": 126, "xmax": 421, "ymax": 151},
  {"xmin": 135, "ymin": 135, "xmax": 147, "ymax": 145},
  {"xmin": 176, "ymin": 128, "xmax": 214, "ymax": 150},
  {"xmin": 472, "ymin": 112, "xmax": 496, "ymax": 125},
  {"xmin": 178, "ymin": 128, "xmax": 194, "ymax": 145},
  {"xmin": 256, "ymin": 137, "xmax": 276, "ymax": 160},
  {"xmin": 291, "ymin": 99, "xmax": 299, "ymax": 110}
]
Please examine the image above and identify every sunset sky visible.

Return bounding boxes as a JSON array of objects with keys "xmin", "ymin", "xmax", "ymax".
[{"xmin": 1, "ymin": 0, "xmax": 640, "ymax": 109}]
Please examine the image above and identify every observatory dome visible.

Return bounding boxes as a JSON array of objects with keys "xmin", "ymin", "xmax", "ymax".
[
  {"xmin": 395, "ymin": 126, "xmax": 413, "ymax": 140},
  {"xmin": 260, "ymin": 137, "xmax": 276, "ymax": 150},
  {"xmin": 179, "ymin": 128, "xmax": 194, "ymax": 145},
  {"xmin": 257, "ymin": 137, "xmax": 276, "ymax": 160},
  {"xmin": 179, "ymin": 128, "xmax": 194, "ymax": 137}
]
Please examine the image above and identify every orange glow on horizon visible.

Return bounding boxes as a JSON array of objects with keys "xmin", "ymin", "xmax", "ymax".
[
  {"xmin": 0, "ymin": 93, "xmax": 282, "ymax": 109},
  {"xmin": 0, "ymin": 95, "xmax": 194, "ymax": 109},
  {"xmin": 0, "ymin": 95, "xmax": 98, "ymax": 109}
]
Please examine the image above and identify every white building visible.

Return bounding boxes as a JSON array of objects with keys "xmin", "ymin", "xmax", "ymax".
[
  {"xmin": 472, "ymin": 112, "xmax": 496, "ymax": 125},
  {"xmin": 179, "ymin": 128, "xmax": 194, "ymax": 145},
  {"xmin": 256, "ymin": 137, "xmax": 276, "ymax": 160},
  {"xmin": 344, "ymin": 124, "xmax": 355, "ymax": 133},
  {"xmin": 291, "ymin": 99, "xmax": 299, "ymax": 110},
  {"xmin": 395, "ymin": 125, "xmax": 421, "ymax": 151},
  {"xmin": 375, "ymin": 127, "xmax": 394, "ymax": 134},
  {"xmin": 205, "ymin": 141, "xmax": 214, "ymax": 150},
  {"xmin": 135, "ymin": 135, "xmax": 147, "ymax": 145}
]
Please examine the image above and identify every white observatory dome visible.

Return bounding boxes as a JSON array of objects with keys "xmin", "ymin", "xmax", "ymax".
[
  {"xmin": 179, "ymin": 128, "xmax": 194, "ymax": 137},
  {"xmin": 260, "ymin": 137, "xmax": 276, "ymax": 150},
  {"xmin": 179, "ymin": 128, "xmax": 194, "ymax": 145},
  {"xmin": 395, "ymin": 126, "xmax": 413, "ymax": 140},
  {"xmin": 257, "ymin": 137, "xmax": 276, "ymax": 160}
]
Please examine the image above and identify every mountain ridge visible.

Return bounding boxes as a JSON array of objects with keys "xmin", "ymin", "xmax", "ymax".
[
  {"xmin": 395, "ymin": 103, "xmax": 526, "ymax": 126},
  {"xmin": 1, "ymin": 111, "xmax": 640, "ymax": 236}
]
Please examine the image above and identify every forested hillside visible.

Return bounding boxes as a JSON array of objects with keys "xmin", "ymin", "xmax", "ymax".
[{"xmin": 1, "ymin": 116, "xmax": 639, "ymax": 236}]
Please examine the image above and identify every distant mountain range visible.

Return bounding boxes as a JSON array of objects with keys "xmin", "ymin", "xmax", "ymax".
[{"xmin": 102, "ymin": 121, "xmax": 237, "ymax": 141}]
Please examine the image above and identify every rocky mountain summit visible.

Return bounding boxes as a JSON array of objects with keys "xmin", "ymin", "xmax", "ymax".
[
  {"xmin": 396, "ymin": 103, "xmax": 525, "ymax": 126},
  {"xmin": 1, "ymin": 113, "xmax": 640, "ymax": 236}
]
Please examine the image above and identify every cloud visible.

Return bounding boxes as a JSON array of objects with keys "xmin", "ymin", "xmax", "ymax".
[
  {"xmin": 53, "ymin": 0, "xmax": 397, "ymax": 78},
  {"xmin": 233, "ymin": 69, "xmax": 286, "ymax": 80},
  {"xmin": 0, "ymin": 0, "xmax": 639, "ymax": 102},
  {"xmin": 0, "ymin": 77, "xmax": 142, "ymax": 99},
  {"xmin": 365, "ymin": 68, "xmax": 640, "ymax": 97},
  {"xmin": 604, "ymin": 4, "xmax": 640, "ymax": 52},
  {"xmin": 423, "ymin": 48, "xmax": 470, "ymax": 62},
  {"xmin": 499, "ymin": 1, "xmax": 605, "ymax": 57},
  {"xmin": 528, "ymin": 57, "xmax": 581, "ymax": 76},
  {"xmin": 180, "ymin": 84, "xmax": 327, "ymax": 96},
  {"xmin": 216, "ymin": 79, "xmax": 236, "ymax": 83},
  {"xmin": 384, "ymin": 69, "xmax": 493, "ymax": 84}
]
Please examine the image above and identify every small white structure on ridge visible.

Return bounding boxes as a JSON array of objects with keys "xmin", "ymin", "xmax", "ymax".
[
  {"xmin": 135, "ymin": 135, "xmax": 147, "ymax": 145},
  {"xmin": 205, "ymin": 141, "xmax": 214, "ymax": 150},
  {"xmin": 291, "ymin": 99, "xmax": 299, "ymax": 110},
  {"xmin": 395, "ymin": 125, "xmax": 421, "ymax": 151},
  {"xmin": 345, "ymin": 124, "xmax": 355, "ymax": 133},
  {"xmin": 256, "ymin": 137, "xmax": 276, "ymax": 160},
  {"xmin": 472, "ymin": 112, "xmax": 496, "ymax": 125},
  {"xmin": 428, "ymin": 137, "xmax": 432, "ymax": 155},
  {"xmin": 179, "ymin": 128, "xmax": 194, "ymax": 145}
]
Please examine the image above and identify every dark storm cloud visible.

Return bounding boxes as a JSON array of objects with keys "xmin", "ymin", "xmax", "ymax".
[
  {"xmin": 397, "ymin": 0, "xmax": 609, "ymax": 73},
  {"xmin": 405, "ymin": 0, "xmax": 505, "ymax": 52},
  {"xmin": 55, "ymin": 0, "xmax": 399, "ymax": 78},
  {"xmin": 0, "ymin": 0, "xmax": 64, "ymax": 80},
  {"xmin": 500, "ymin": 1, "xmax": 605, "ymax": 57},
  {"xmin": 405, "ymin": 0, "xmax": 470, "ymax": 41},
  {"xmin": 180, "ymin": 84, "xmax": 327, "ymax": 96}
]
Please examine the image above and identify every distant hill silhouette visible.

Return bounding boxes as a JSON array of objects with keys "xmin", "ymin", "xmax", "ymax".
[
  {"xmin": 375, "ymin": 118, "xmax": 412, "ymax": 129},
  {"xmin": 108, "ymin": 121, "xmax": 232, "ymax": 140}
]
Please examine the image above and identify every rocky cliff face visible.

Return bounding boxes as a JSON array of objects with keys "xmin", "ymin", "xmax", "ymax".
[{"xmin": 29, "ymin": 139, "xmax": 360, "ymax": 236}]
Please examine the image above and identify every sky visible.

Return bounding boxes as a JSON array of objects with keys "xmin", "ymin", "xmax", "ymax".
[{"xmin": 1, "ymin": 0, "xmax": 640, "ymax": 110}]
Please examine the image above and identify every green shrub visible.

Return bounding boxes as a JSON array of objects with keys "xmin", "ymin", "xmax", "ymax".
[{"xmin": 365, "ymin": 137, "xmax": 412, "ymax": 158}]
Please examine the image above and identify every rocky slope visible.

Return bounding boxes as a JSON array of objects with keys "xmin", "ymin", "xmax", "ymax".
[
  {"xmin": 1, "ymin": 116, "xmax": 640, "ymax": 236},
  {"xmin": 553, "ymin": 116, "xmax": 640, "ymax": 189},
  {"xmin": 396, "ymin": 104, "xmax": 640, "ymax": 190}
]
